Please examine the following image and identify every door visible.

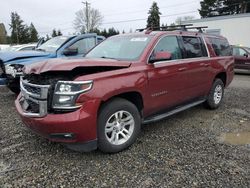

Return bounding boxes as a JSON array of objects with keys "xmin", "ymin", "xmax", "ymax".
[
  {"xmin": 233, "ymin": 47, "xmax": 250, "ymax": 70},
  {"xmin": 146, "ymin": 35, "xmax": 190, "ymax": 114},
  {"xmin": 63, "ymin": 37, "xmax": 96, "ymax": 57},
  {"xmin": 180, "ymin": 36, "xmax": 212, "ymax": 98}
]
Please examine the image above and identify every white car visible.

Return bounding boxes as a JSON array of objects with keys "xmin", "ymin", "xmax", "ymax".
[{"xmin": 3, "ymin": 44, "xmax": 36, "ymax": 51}]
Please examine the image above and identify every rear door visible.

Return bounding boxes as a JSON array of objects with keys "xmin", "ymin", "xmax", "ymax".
[{"xmin": 179, "ymin": 35, "xmax": 211, "ymax": 99}]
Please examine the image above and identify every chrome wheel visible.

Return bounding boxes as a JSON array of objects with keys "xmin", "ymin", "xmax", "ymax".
[
  {"xmin": 214, "ymin": 85, "xmax": 223, "ymax": 104},
  {"xmin": 105, "ymin": 110, "xmax": 135, "ymax": 145}
]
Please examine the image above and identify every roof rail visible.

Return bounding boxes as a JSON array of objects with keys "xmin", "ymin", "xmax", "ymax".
[{"xmin": 136, "ymin": 24, "xmax": 208, "ymax": 33}]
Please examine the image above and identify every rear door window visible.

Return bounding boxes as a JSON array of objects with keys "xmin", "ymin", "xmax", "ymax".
[
  {"xmin": 182, "ymin": 36, "xmax": 207, "ymax": 58},
  {"xmin": 210, "ymin": 38, "xmax": 232, "ymax": 56}
]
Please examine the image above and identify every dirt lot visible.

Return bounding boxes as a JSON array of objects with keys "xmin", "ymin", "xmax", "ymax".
[{"xmin": 0, "ymin": 74, "xmax": 250, "ymax": 187}]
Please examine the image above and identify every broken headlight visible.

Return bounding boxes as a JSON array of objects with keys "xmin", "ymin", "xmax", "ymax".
[
  {"xmin": 52, "ymin": 80, "xmax": 93, "ymax": 110},
  {"xmin": 5, "ymin": 64, "xmax": 24, "ymax": 77}
]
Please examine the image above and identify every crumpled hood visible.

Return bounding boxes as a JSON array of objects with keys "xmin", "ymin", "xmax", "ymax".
[
  {"xmin": 0, "ymin": 51, "xmax": 51, "ymax": 63},
  {"xmin": 23, "ymin": 58, "xmax": 132, "ymax": 74}
]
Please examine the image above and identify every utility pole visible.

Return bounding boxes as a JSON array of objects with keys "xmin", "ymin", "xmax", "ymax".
[{"xmin": 82, "ymin": 1, "xmax": 90, "ymax": 33}]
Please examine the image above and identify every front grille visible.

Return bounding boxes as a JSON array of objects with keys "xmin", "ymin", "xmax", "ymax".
[
  {"xmin": 19, "ymin": 77, "xmax": 50, "ymax": 117},
  {"xmin": 23, "ymin": 84, "xmax": 41, "ymax": 95}
]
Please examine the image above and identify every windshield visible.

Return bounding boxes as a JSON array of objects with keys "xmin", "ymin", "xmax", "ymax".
[
  {"xmin": 86, "ymin": 35, "xmax": 152, "ymax": 61},
  {"xmin": 36, "ymin": 36, "xmax": 71, "ymax": 53}
]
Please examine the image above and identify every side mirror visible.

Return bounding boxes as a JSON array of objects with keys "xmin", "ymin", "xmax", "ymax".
[
  {"xmin": 63, "ymin": 47, "xmax": 78, "ymax": 56},
  {"xmin": 149, "ymin": 51, "xmax": 172, "ymax": 63}
]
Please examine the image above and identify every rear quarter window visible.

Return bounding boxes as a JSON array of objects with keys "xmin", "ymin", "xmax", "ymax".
[{"xmin": 209, "ymin": 37, "xmax": 232, "ymax": 56}]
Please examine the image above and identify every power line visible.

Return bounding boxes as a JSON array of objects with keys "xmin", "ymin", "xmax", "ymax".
[{"xmin": 102, "ymin": 10, "xmax": 198, "ymax": 25}]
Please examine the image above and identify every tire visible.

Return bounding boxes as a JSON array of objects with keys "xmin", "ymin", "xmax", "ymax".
[
  {"xmin": 8, "ymin": 85, "xmax": 20, "ymax": 94},
  {"xmin": 97, "ymin": 98, "xmax": 141, "ymax": 153},
  {"xmin": 204, "ymin": 78, "xmax": 224, "ymax": 109}
]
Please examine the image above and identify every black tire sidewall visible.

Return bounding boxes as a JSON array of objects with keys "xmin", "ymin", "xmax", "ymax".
[
  {"xmin": 97, "ymin": 98, "xmax": 141, "ymax": 153},
  {"xmin": 206, "ymin": 79, "xmax": 224, "ymax": 109}
]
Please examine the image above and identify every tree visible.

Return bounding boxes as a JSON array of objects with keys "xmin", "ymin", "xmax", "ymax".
[
  {"xmin": 199, "ymin": 0, "xmax": 250, "ymax": 18},
  {"xmin": 0, "ymin": 23, "xmax": 7, "ymax": 44},
  {"xmin": 29, "ymin": 23, "xmax": 38, "ymax": 42},
  {"xmin": 147, "ymin": 2, "xmax": 161, "ymax": 29},
  {"xmin": 9, "ymin": 12, "xmax": 30, "ymax": 44},
  {"xmin": 74, "ymin": 6, "xmax": 103, "ymax": 33},
  {"xmin": 57, "ymin": 30, "xmax": 62, "ymax": 36},
  {"xmin": 223, "ymin": 0, "xmax": 250, "ymax": 14},
  {"xmin": 52, "ymin": 29, "xmax": 57, "ymax": 37}
]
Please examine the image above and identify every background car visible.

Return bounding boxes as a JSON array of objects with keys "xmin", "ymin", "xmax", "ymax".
[
  {"xmin": 2, "ymin": 43, "xmax": 37, "ymax": 51},
  {"xmin": 0, "ymin": 33, "xmax": 105, "ymax": 93},
  {"xmin": 232, "ymin": 45, "xmax": 250, "ymax": 72}
]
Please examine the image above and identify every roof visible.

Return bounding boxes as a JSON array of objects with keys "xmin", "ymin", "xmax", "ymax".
[{"xmin": 184, "ymin": 13, "xmax": 250, "ymax": 24}]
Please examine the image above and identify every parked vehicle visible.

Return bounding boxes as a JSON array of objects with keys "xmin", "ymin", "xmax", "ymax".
[
  {"xmin": 0, "ymin": 33, "xmax": 105, "ymax": 92},
  {"xmin": 2, "ymin": 44, "xmax": 37, "ymax": 52},
  {"xmin": 15, "ymin": 27, "xmax": 234, "ymax": 153},
  {"xmin": 232, "ymin": 45, "xmax": 250, "ymax": 72},
  {"xmin": 0, "ymin": 45, "xmax": 10, "ymax": 51}
]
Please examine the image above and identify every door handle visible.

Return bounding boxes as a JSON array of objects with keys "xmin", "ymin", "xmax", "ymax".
[
  {"xmin": 200, "ymin": 63, "xmax": 209, "ymax": 67},
  {"xmin": 178, "ymin": 67, "xmax": 187, "ymax": 71}
]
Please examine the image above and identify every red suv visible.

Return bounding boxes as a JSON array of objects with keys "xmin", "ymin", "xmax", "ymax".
[{"xmin": 15, "ymin": 28, "xmax": 234, "ymax": 153}]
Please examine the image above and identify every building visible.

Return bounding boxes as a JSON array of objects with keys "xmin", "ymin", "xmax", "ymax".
[
  {"xmin": 184, "ymin": 13, "xmax": 250, "ymax": 47},
  {"xmin": 0, "ymin": 23, "xmax": 7, "ymax": 44}
]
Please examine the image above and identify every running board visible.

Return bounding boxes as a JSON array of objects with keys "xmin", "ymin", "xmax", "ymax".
[{"xmin": 143, "ymin": 99, "xmax": 206, "ymax": 124}]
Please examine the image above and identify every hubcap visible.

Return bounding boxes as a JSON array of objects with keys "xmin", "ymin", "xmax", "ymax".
[
  {"xmin": 214, "ymin": 85, "xmax": 223, "ymax": 104},
  {"xmin": 105, "ymin": 110, "xmax": 135, "ymax": 145}
]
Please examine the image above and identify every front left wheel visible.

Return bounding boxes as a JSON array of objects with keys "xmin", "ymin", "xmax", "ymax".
[{"xmin": 97, "ymin": 98, "xmax": 141, "ymax": 153}]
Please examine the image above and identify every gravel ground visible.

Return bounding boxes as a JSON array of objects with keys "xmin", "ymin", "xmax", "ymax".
[{"xmin": 0, "ymin": 74, "xmax": 250, "ymax": 187}]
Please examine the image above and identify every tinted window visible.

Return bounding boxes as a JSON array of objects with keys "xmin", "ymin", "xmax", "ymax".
[
  {"xmin": 153, "ymin": 36, "xmax": 182, "ymax": 60},
  {"xmin": 210, "ymin": 38, "xmax": 232, "ymax": 56},
  {"xmin": 69, "ymin": 37, "xmax": 96, "ymax": 55},
  {"xmin": 182, "ymin": 36, "xmax": 205, "ymax": 58}
]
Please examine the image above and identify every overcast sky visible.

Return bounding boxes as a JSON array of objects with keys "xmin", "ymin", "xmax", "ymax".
[{"xmin": 0, "ymin": 0, "xmax": 201, "ymax": 37}]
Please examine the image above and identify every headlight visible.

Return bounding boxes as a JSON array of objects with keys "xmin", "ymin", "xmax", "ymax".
[
  {"xmin": 52, "ymin": 80, "xmax": 93, "ymax": 110},
  {"xmin": 5, "ymin": 64, "xmax": 24, "ymax": 77}
]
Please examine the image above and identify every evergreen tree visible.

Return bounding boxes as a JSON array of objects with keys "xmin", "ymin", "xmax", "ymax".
[
  {"xmin": 57, "ymin": 30, "xmax": 62, "ymax": 36},
  {"xmin": 29, "ymin": 23, "xmax": 38, "ymax": 42},
  {"xmin": 9, "ymin": 12, "xmax": 30, "ymax": 44},
  {"xmin": 199, "ymin": 0, "xmax": 250, "ymax": 18},
  {"xmin": 101, "ymin": 29, "xmax": 108, "ymax": 38},
  {"xmin": 147, "ymin": 2, "xmax": 161, "ymax": 29},
  {"xmin": 52, "ymin": 29, "xmax": 57, "ymax": 37}
]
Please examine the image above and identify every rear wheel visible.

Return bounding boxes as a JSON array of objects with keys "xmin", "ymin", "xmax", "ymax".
[
  {"xmin": 204, "ymin": 78, "xmax": 224, "ymax": 109},
  {"xmin": 97, "ymin": 98, "xmax": 141, "ymax": 153}
]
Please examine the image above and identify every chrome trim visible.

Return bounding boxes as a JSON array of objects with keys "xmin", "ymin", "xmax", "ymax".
[
  {"xmin": 153, "ymin": 57, "xmax": 211, "ymax": 65},
  {"xmin": 201, "ymin": 35, "xmax": 211, "ymax": 58},
  {"xmin": 19, "ymin": 77, "xmax": 50, "ymax": 118},
  {"xmin": 54, "ymin": 80, "xmax": 93, "ymax": 95},
  {"xmin": 52, "ymin": 105, "xmax": 82, "ymax": 110},
  {"xmin": 147, "ymin": 34, "xmax": 210, "ymax": 65}
]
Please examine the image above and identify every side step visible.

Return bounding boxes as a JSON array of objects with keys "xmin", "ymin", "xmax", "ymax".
[{"xmin": 143, "ymin": 99, "xmax": 206, "ymax": 124}]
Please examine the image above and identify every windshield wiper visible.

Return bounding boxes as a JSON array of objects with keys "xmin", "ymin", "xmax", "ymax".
[{"xmin": 100, "ymin": 56, "xmax": 117, "ymax": 60}]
